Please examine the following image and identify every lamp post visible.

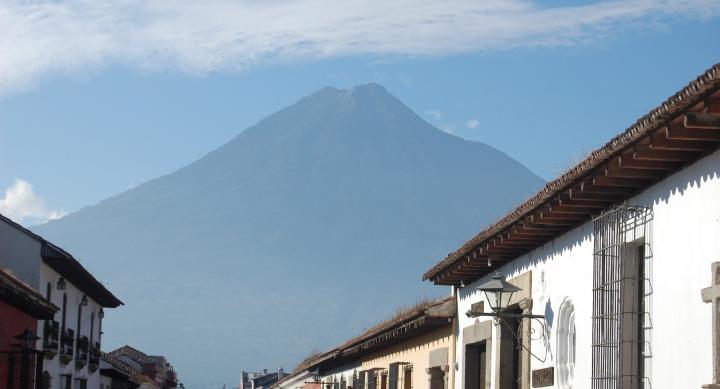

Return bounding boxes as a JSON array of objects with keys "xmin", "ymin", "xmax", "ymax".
[
  {"xmin": 465, "ymin": 273, "xmax": 547, "ymax": 362},
  {"xmin": 14, "ymin": 328, "xmax": 40, "ymax": 389}
]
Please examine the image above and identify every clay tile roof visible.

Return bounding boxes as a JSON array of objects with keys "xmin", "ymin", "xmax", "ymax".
[{"xmin": 297, "ymin": 296, "xmax": 454, "ymax": 373}]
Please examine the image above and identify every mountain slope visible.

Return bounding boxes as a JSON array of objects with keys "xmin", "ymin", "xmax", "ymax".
[{"xmin": 35, "ymin": 84, "xmax": 543, "ymax": 388}]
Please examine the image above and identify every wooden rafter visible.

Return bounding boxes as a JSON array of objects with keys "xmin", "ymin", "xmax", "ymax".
[{"xmin": 685, "ymin": 112, "xmax": 720, "ymax": 129}]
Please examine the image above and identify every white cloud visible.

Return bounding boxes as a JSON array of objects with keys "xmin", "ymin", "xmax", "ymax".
[
  {"xmin": 0, "ymin": 0, "xmax": 718, "ymax": 96},
  {"xmin": 466, "ymin": 119, "xmax": 480, "ymax": 129},
  {"xmin": 0, "ymin": 179, "xmax": 67, "ymax": 225},
  {"xmin": 426, "ymin": 110, "xmax": 444, "ymax": 120}
]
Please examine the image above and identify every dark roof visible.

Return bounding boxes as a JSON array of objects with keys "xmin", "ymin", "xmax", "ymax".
[
  {"xmin": 253, "ymin": 372, "xmax": 289, "ymax": 388},
  {"xmin": 424, "ymin": 63, "xmax": 720, "ymax": 285},
  {"xmin": 100, "ymin": 352, "xmax": 142, "ymax": 388},
  {"xmin": 300, "ymin": 297, "xmax": 454, "ymax": 373},
  {"xmin": 0, "ymin": 267, "xmax": 58, "ymax": 319},
  {"xmin": 0, "ymin": 213, "xmax": 123, "ymax": 307}
]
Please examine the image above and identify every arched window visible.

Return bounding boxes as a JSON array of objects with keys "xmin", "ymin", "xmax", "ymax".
[{"xmin": 557, "ymin": 298, "xmax": 576, "ymax": 389}]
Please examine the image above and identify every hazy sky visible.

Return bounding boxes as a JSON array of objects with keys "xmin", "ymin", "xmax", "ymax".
[{"xmin": 0, "ymin": 0, "xmax": 719, "ymax": 225}]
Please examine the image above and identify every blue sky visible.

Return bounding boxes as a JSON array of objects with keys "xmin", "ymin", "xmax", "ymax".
[{"xmin": 0, "ymin": 0, "xmax": 719, "ymax": 225}]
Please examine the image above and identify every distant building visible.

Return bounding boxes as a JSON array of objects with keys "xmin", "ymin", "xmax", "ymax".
[
  {"xmin": 100, "ymin": 352, "xmax": 141, "ymax": 389},
  {"xmin": 107, "ymin": 346, "xmax": 178, "ymax": 389},
  {"xmin": 278, "ymin": 297, "xmax": 455, "ymax": 389},
  {"xmin": 0, "ymin": 213, "xmax": 123, "ymax": 389},
  {"xmin": 240, "ymin": 369, "xmax": 288, "ymax": 389}
]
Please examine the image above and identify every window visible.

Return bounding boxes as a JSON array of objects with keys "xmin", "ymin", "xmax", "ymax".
[
  {"xmin": 557, "ymin": 298, "xmax": 576, "ymax": 389},
  {"xmin": 60, "ymin": 374, "xmax": 72, "ymax": 389},
  {"xmin": 74, "ymin": 377, "xmax": 87, "ymax": 389},
  {"xmin": 388, "ymin": 363, "xmax": 399, "ymax": 389},
  {"xmin": 403, "ymin": 365, "xmax": 412, "ymax": 389},
  {"xmin": 592, "ymin": 205, "xmax": 650, "ymax": 389}
]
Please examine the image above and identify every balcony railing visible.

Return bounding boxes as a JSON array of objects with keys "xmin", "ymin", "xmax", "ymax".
[
  {"xmin": 43, "ymin": 320, "xmax": 60, "ymax": 350},
  {"xmin": 75, "ymin": 336, "xmax": 89, "ymax": 369},
  {"xmin": 59, "ymin": 328, "xmax": 74, "ymax": 365},
  {"xmin": 88, "ymin": 341, "xmax": 101, "ymax": 373}
]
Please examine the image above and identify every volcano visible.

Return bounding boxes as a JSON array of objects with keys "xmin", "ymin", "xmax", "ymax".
[{"xmin": 35, "ymin": 83, "xmax": 543, "ymax": 388}]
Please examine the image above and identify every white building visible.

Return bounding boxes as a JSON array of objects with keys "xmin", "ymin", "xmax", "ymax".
[
  {"xmin": 423, "ymin": 63, "xmax": 720, "ymax": 389},
  {"xmin": 0, "ymin": 213, "xmax": 123, "ymax": 389}
]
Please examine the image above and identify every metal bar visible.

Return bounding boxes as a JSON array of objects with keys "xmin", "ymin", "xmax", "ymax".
[{"xmin": 591, "ymin": 205, "xmax": 651, "ymax": 389}]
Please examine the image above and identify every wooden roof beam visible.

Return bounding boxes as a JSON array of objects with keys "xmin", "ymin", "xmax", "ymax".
[
  {"xmin": 495, "ymin": 240, "xmax": 537, "ymax": 248},
  {"xmin": 649, "ymin": 133, "xmax": 716, "ymax": 151},
  {"xmin": 603, "ymin": 166, "xmax": 664, "ymax": 180},
  {"xmin": 632, "ymin": 147, "xmax": 698, "ymax": 161},
  {"xmin": 557, "ymin": 193, "xmax": 617, "ymax": 207},
  {"xmin": 685, "ymin": 112, "xmax": 720, "ymax": 129},
  {"xmin": 569, "ymin": 187, "xmax": 627, "ymax": 199},
  {"xmin": 501, "ymin": 233, "xmax": 545, "ymax": 243},
  {"xmin": 581, "ymin": 180, "xmax": 639, "ymax": 193},
  {"xmin": 618, "ymin": 154, "xmax": 684, "ymax": 170},
  {"xmin": 666, "ymin": 125, "xmax": 720, "ymax": 141},
  {"xmin": 518, "ymin": 223, "xmax": 567, "ymax": 232},
  {"xmin": 706, "ymin": 96, "xmax": 720, "ymax": 113},
  {"xmin": 593, "ymin": 175, "xmax": 653, "ymax": 188},
  {"xmin": 537, "ymin": 211, "xmax": 587, "ymax": 220},
  {"xmin": 552, "ymin": 201, "xmax": 610, "ymax": 212}
]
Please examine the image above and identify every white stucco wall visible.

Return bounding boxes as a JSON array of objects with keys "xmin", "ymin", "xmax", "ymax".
[
  {"xmin": 38, "ymin": 263, "xmax": 104, "ymax": 389},
  {"xmin": 277, "ymin": 371, "xmax": 313, "ymax": 389},
  {"xmin": 453, "ymin": 148, "xmax": 720, "ymax": 389},
  {"xmin": 0, "ymin": 220, "xmax": 43, "ymax": 287},
  {"xmin": 321, "ymin": 362, "xmax": 361, "ymax": 389}
]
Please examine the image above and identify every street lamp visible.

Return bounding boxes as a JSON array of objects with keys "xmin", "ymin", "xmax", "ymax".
[
  {"xmin": 465, "ymin": 273, "xmax": 544, "ymax": 320},
  {"xmin": 14, "ymin": 328, "xmax": 39, "ymax": 350},
  {"xmin": 464, "ymin": 272, "xmax": 547, "ymax": 362},
  {"xmin": 477, "ymin": 273, "xmax": 521, "ymax": 313}
]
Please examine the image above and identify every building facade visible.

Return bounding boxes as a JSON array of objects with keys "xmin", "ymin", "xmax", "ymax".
[
  {"xmin": 0, "ymin": 267, "xmax": 58, "ymax": 389},
  {"xmin": 280, "ymin": 298, "xmax": 456, "ymax": 389},
  {"xmin": 0, "ymin": 213, "xmax": 123, "ymax": 389},
  {"xmin": 106, "ymin": 346, "xmax": 178, "ymax": 389},
  {"xmin": 423, "ymin": 63, "xmax": 720, "ymax": 389},
  {"xmin": 100, "ymin": 352, "xmax": 141, "ymax": 389}
]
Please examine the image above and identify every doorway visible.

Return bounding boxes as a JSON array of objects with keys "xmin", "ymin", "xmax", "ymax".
[
  {"xmin": 464, "ymin": 341, "xmax": 487, "ymax": 389},
  {"xmin": 499, "ymin": 308, "xmax": 522, "ymax": 389}
]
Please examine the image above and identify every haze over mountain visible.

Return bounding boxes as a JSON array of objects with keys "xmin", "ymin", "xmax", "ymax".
[{"xmin": 35, "ymin": 84, "xmax": 543, "ymax": 388}]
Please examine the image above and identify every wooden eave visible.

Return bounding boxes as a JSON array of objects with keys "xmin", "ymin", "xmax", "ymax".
[
  {"xmin": 423, "ymin": 63, "xmax": 720, "ymax": 286},
  {"xmin": 0, "ymin": 268, "xmax": 58, "ymax": 319},
  {"xmin": 0, "ymin": 212, "xmax": 123, "ymax": 307},
  {"xmin": 42, "ymin": 243, "xmax": 124, "ymax": 308},
  {"xmin": 307, "ymin": 298, "xmax": 454, "ymax": 372}
]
